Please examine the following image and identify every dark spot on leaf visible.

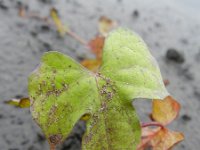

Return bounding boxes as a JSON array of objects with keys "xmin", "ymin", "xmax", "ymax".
[
  {"xmin": 107, "ymin": 92, "xmax": 113, "ymax": 100},
  {"xmin": 166, "ymin": 48, "xmax": 185, "ymax": 63},
  {"xmin": 68, "ymin": 65, "xmax": 72, "ymax": 68},
  {"xmin": 53, "ymin": 69, "xmax": 57, "ymax": 73},
  {"xmin": 106, "ymin": 128, "xmax": 112, "ymax": 132}
]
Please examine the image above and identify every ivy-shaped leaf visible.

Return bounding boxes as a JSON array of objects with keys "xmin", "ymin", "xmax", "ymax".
[{"xmin": 28, "ymin": 28, "xmax": 169, "ymax": 149}]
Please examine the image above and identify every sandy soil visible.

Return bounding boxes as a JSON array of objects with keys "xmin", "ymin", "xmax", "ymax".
[{"xmin": 0, "ymin": 0, "xmax": 200, "ymax": 149}]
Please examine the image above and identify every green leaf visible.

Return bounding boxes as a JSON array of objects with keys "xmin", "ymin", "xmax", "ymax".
[
  {"xmin": 28, "ymin": 28, "xmax": 169, "ymax": 149},
  {"xmin": 100, "ymin": 28, "xmax": 168, "ymax": 100}
]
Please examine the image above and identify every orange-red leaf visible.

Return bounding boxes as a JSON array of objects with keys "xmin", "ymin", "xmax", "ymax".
[
  {"xmin": 18, "ymin": 7, "xmax": 26, "ymax": 17},
  {"xmin": 83, "ymin": 16, "xmax": 116, "ymax": 71},
  {"xmin": 98, "ymin": 16, "xmax": 117, "ymax": 36},
  {"xmin": 150, "ymin": 127, "xmax": 184, "ymax": 150},
  {"xmin": 5, "ymin": 97, "xmax": 30, "ymax": 108},
  {"xmin": 152, "ymin": 96, "xmax": 180, "ymax": 125},
  {"xmin": 138, "ymin": 127, "xmax": 184, "ymax": 150},
  {"xmin": 88, "ymin": 35, "xmax": 105, "ymax": 59},
  {"xmin": 81, "ymin": 59, "xmax": 101, "ymax": 72}
]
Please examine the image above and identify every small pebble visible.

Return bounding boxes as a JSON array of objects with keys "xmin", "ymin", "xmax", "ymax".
[
  {"xmin": 178, "ymin": 66, "xmax": 194, "ymax": 80},
  {"xmin": 40, "ymin": 25, "xmax": 50, "ymax": 32},
  {"xmin": 39, "ymin": 0, "xmax": 52, "ymax": 4},
  {"xmin": 181, "ymin": 114, "xmax": 191, "ymax": 122},
  {"xmin": 36, "ymin": 132, "xmax": 46, "ymax": 142},
  {"xmin": 0, "ymin": 1, "xmax": 8, "ymax": 10},
  {"xmin": 166, "ymin": 48, "xmax": 185, "ymax": 63},
  {"xmin": 0, "ymin": 114, "xmax": 4, "ymax": 119},
  {"xmin": 77, "ymin": 56, "xmax": 85, "ymax": 61},
  {"xmin": 15, "ymin": 95, "xmax": 24, "ymax": 99},
  {"xmin": 180, "ymin": 38, "xmax": 188, "ymax": 45},
  {"xmin": 195, "ymin": 50, "xmax": 200, "ymax": 62},
  {"xmin": 40, "ymin": 42, "xmax": 52, "ymax": 52},
  {"xmin": 30, "ymin": 31, "xmax": 38, "ymax": 37},
  {"xmin": 154, "ymin": 22, "xmax": 161, "ymax": 28},
  {"xmin": 132, "ymin": 10, "xmax": 139, "ymax": 18}
]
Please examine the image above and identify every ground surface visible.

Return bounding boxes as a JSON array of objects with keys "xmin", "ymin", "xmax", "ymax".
[{"xmin": 0, "ymin": 0, "xmax": 200, "ymax": 149}]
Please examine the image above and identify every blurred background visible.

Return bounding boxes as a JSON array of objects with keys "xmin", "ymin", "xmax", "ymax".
[{"xmin": 0, "ymin": 0, "xmax": 200, "ymax": 149}]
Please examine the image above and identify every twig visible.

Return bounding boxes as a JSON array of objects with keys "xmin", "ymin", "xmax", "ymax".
[
  {"xmin": 18, "ymin": 8, "xmax": 89, "ymax": 49},
  {"xmin": 49, "ymin": 143, "xmax": 56, "ymax": 150},
  {"xmin": 141, "ymin": 122, "xmax": 164, "ymax": 129},
  {"xmin": 137, "ymin": 130, "xmax": 158, "ymax": 150},
  {"xmin": 137, "ymin": 122, "xmax": 165, "ymax": 149},
  {"xmin": 137, "ymin": 122, "xmax": 164, "ymax": 149},
  {"xmin": 67, "ymin": 30, "xmax": 88, "ymax": 47}
]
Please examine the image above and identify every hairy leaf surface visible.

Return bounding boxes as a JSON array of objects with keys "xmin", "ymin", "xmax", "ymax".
[{"xmin": 28, "ymin": 28, "xmax": 169, "ymax": 149}]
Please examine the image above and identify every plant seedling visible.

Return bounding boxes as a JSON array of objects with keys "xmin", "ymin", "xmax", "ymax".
[{"xmin": 28, "ymin": 28, "xmax": 176, "ymax": 150}]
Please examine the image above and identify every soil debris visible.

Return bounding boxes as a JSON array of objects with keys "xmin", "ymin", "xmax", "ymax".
[
  {"xmin": 132, "ymin": 10, "xmax": 139, "ymax": 18},
  {"xmin": 166, "ymin": 48, "xmax": 185, "ymax": 63},
  {"xmin": 0, "ymin": 1, "xmax": 8, "ymax": 10},
  {"xmin": 181, "ymin": 114, "xmax": 191, "ymax": 122}
]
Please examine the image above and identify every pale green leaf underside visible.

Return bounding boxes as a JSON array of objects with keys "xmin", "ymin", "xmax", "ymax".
[{"xmin": 28, "ymin": 28, "xmax": 169, "ymax": 150}]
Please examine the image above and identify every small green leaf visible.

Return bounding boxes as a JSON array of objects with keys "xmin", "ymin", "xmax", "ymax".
[{"xmin": 28, "ymin": 28, "xmax": 169, "ymax": 149}]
